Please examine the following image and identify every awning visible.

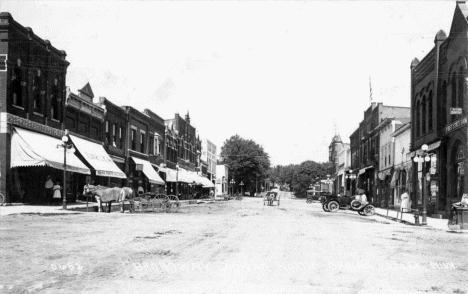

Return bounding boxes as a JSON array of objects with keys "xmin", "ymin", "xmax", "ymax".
[
  {"xmin": 359, "ymin": 166, "xmax": 373, "ymax": 175},
  {"xmin": 390, "ymin": 169, "xmax": 400, "ymax": 188},
  {"xmin": 158, "ymin": 167, "xmax": 189, "ymax": 183},
  {"xmin": 10, "ymin": 127, "xmax": 90, "ymax": 175},
  {"xmin": 378, "ymin": 169, "xmax": 392, "ymax": 181},
  {"xmin": 201, "ymin": 176, "xmax": 214, "ymax": 188},
  {"xmin": 70, "ymin": 135, "xmax": 126, "ymax": 179},
  {"xmin": 131, "ymin": 157, "xmax": 165, "ymax": 185}
]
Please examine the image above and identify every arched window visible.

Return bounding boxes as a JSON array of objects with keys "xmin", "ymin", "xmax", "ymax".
[
  {"xmin": 428, "ymin": 91, "xmax": 433, "ymax": 131},
  {"xmin": 416, "ymin": 100, "xmax": 420, "ymax": 137},
  {"xmin": 11, "ymin": 67, "xmax": 23, "ymax": 107},
  {"xmin": 458, "ymin": 66, "xmax": 465, "ymax": 112},
  {"xmin": 442, "ymin": 81, "xmax": 447, "ymax": 126},
  {"xmin": 422, "ymin": 96, "xmax": 426, "ymax": 134},
  {"xmin": 451, "ymin": 73, "xmax": 457, "ymax": 122}
]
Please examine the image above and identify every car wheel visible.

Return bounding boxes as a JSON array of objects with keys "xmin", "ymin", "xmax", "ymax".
[
  {"xmin": 350, "ymin": 200, "xmax": 363, "ymax": 210},
  {"xmin": 358, "ymin": 210, "xmax": 364, "ymax": 215},
  {"xmin": 328, "ymin": 201, "xmax": 340, "ymax": 212},
  {"xmin": 322, "ymin": 202, "xmax": 330, "ymax": 212},
  {"xmin": 363, "ymin": 205, "xmax": 375, "ymax": 216}
]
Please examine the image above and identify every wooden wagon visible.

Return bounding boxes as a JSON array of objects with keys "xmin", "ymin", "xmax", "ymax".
[{"xmin": 128, "ymin": 193, "xmax": 180, "ymax": 213}]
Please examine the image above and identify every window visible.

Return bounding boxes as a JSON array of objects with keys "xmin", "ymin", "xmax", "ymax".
[
  {"xmin": 131, "ymin": 128, "xmax": 137, "ymax": 151},
  {"xmin": 422, "ymin": 96, "xmax": 426, "ymax": 134},
  {"xmin": 451, "ymin": 74, "xmax": 457, "ymax": 122},
  {"xmin": 442, "ymin": 81, "xmax": 447, "ymax": 126},
  {"xmin": 416, "ymin": 101, "xmax": 420, "ymax": 137},
  {"xmin": 155, "ymin": 136, "xmax": 160, "ymax": 155},
  {"xmin": 428, "ymin": 91, "xmax": 433, "ymax": 131},
  {"xmin": 119, "ymin": 127, "xmax": 123, "ymax": 148},
  {"xmin": 12, "ymin": 67, "xmax": 23, "ymax": 107},
  {"xmin": 458, "ymin": 66, "xmax": 464, "ymax": 111},
  {"xmin": 140, "ymin": 131, "xmax": 146, "ymax": 153},
  {"xmin": 112, "ymin": 124, "xmax": 116, "ymax": 147},
  {"xmin": 33, "ymin": 73, "xmax": 42, "ymax": 111},
  {"xmin": 51, "ymin": 85, "xmax": 60, "ymax": 120}
]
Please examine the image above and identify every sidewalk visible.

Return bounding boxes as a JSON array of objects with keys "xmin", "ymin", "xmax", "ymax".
[
  {"xmin": 0, "ymin": 199, "xmax": 215, "ymax": 216},
  {"xmin": 373, "ymin": 207, "xmax": 451, "ymax": 231}
]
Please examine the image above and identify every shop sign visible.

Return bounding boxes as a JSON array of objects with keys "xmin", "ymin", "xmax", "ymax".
[
  {"xmin": 446, "ymin": 116, "xmax": 468, "ymax": 134},
  {"xmin": 450, "ymin": 108, "xmax": 463, "ymax": 115}
]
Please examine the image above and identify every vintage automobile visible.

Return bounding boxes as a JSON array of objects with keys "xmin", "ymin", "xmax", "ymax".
[{"xmin": 321, "ymin": 193, "xmax": 375, "ymax": 216}]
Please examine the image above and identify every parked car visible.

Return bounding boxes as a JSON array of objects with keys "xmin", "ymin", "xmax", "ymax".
[{"xmin": 321, "ymin": 193, "xmax": 375, "ymax": 216}]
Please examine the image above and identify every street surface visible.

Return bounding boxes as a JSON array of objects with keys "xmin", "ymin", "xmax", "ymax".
[{"xmin": 1, "ymin": 192, "xmax": 467, "ymax": 294}]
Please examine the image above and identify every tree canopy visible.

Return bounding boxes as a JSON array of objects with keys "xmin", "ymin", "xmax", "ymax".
[{"xmin": 220, "ymin": 134, "xmax": 271, "ymax": 194}]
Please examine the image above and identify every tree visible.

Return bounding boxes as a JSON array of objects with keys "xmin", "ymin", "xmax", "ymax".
[
  {"xmin": 220, "ymin": 135, "xmax": 271, "ymax": 195},
  {"xmin": 291, "ymin": 161, "xmax": 329, "ymax": 197}
]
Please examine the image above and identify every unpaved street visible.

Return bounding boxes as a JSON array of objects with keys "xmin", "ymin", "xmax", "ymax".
[{"xmin": 1, "ymin": 192, "xmax": 467, "ymax": 294}]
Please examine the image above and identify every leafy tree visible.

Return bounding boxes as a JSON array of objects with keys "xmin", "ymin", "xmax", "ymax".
[
  {"xmin": 291, "ymin": 161, "xmax": 329, "ymax": 197},
  {"xmin": 220, "ymin": 135, "xmax": 271, "ymax": 195}
]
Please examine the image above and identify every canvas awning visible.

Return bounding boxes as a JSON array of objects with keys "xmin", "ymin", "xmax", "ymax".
[
  {"xmin": 131, "ymin": 157, "xmax": 165, "ymax": 185},
  {"xmin": 70, "ymin": 135, "xmax": 126, "ymax": 179},
  {"xmin": 390, "ymin": 169, "xmax": 400, "ymax": 188},
  {"xmin": 359, "ymin": 166, "xmax": 373, "ymax": 175},
  {"xmin": 201, "ymin": 176, "xmax": 214, "ymax": 188},
  {"xmin": 10, "ymin": 127, "xmax": 90, "ymax": 175}
]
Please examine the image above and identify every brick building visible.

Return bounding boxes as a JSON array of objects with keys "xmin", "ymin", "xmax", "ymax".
[
  {"xmin": 409, "ymin": 1, "xmax": 468, "ymax": 216},
  {"xmin": 0, "ymin": 13, "xmax": 92, "ymax": 204},
  {"xmin": 349, "ymin": 102, "xmax": 410, "ymax": 204}
]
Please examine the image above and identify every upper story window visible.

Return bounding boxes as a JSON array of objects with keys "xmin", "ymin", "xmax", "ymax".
[
  {"xmin": 451, "ymin": 73, "xmax": 457, "ymax": 122},
  {"xmin": 131, "ymin": 127, "xmax": 137, "ymax": 151},
  {"xmin": 428, "ymin": 91, "xmax": 433, "ymax": 132},
  {"xmin": 112, "ymin": 124, "xmax": 116, "ymax": 147},
  {"xmin": 33, "ymin": 71, "xmax": 42, "ymax": 111},
  {"xmin": 416, "ymin": 100, "xmax": 420, "ymax": 137},
  {"xmin": 140, "ymin": 131, "xmax": 146, "ymax": 153},
  {"xmin": 422, "ymin": 96, "xmax": 426, "ymax": 134},
  {"xmin": 458, "ymin": 66, "xmax": 465, "ymax": 114},
  {"xmin": 50, "ymin": 85, "xmax": 60, "ymax": 120},
  {"xmin": 12, "ymin": 66, "xmax": 23, "ymax": 107}
]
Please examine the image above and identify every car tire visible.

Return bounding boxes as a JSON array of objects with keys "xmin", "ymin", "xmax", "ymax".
[
  {"xmin": 350, "ymin": 200, "xmax": 364, "ymax": 211},
  {"xmin": 328, "ymin": 201, "xmax": 340, "ymax": 212},
  {"xmin": 322, "ymin": 202, "xmax": 330, "ymax": 212},
  {"xmin": 363, "ymin": 205, "xmax": 375, "ymax": 216}
]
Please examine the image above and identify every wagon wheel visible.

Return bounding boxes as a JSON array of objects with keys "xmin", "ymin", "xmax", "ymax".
[
  {"xmin": 153, "ymin": 194, "xmax": 169, "ymax": 213},
  {"xmin": 328, "ymin": 200, "xmax": 340, "ymax": 212},
  {"xmin": 167, "ymin": 195, "xmax": 180, "ymax": 213},
  {"xmin": 132, "ymin": 197, "xmax": 143, "ymax": 213},
  {"xmin": 128, "ymin": 200, "xmax": 135, "ymax": 213},
  {"xmin": 363, "ymin": 205, "xmax": 375, "ymax": 216}
]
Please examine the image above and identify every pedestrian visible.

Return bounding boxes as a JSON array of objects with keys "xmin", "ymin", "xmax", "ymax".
[
  {"xmin": 137, "ymin": 182, "xmax": 144, "ymax": 196},
  {"xmin": 45, "ymin": 175, "xmax": 54, "ymax": 204},
  {"xmin": 359, "ymin": 189, "xmax": 368, "ymax": 204},
  {"xmin": 400, "ymin": 188, "xmax": 411, "ymax": 212},
  {"xmin": 52, "ymin": 179, "xmax": 62, "ymax": 205}
]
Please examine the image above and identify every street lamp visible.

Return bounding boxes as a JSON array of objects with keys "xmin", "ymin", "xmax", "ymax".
[
  {"xmin": 230, "ymin": 179, "xmax": 235, "ymax": 196},
  {"xmin": 413, "ymin": 144, "xmax": 430, "ymax": 225},
  {"xmin": 175, "ymin": 163, "xmax": 179, "ymax": 198},
  {"xmin": 57, "ymin": 132, "xmax": 75, "ymax": 210},
  {"xmin": 240, "ymin": 181, "xmax": 244, "ymax": 196}
]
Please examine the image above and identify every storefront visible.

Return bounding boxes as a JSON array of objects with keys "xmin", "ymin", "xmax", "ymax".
[
  {"xmin": 69, "ymin": 134, "xmax": 126, "ymax": 192},
  {"xmin": 130, "ymin": 157, "xmax": 165, "ymax": 194},
  {"xmin": 10, "ymin": 127, "xmax": 91, "ymax": 204}
]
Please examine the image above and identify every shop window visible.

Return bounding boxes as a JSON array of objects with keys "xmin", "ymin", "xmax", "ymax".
[
  {"xmin": 442, "ymin": 81, "xmax": 447, "ymax": 126},
  {"xmin": 119, "ymin": 127, "xmax": 123, "ymax": 148}
]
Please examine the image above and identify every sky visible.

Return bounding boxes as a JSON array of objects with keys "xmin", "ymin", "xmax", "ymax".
[{"xmin": 0, "ymin": 0, "xmax": 457, "ymax": 166}]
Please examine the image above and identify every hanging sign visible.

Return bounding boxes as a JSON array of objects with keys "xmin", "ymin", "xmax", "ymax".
[
  {"xmin": 450, "ymin": 108, "xmax": 463, "ymax": 115},
  {"xmin": 446, "ymin": 116, "xmax": 468, "ymax": 134}
]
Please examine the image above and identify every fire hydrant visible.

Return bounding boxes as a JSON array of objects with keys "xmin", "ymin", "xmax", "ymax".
[{"xmin": 414, "ymin": 213, "xmax": 420, "ymax": 226}]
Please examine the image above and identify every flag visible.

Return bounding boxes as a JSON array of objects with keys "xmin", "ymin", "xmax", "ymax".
[{"xmin": 369, "ymin": 76, "xmax": 373, "ymax": 103}]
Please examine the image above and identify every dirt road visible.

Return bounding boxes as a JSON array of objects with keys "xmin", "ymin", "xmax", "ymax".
[{"xmin": 1, "ymin": 192, "xmax": 467, "ymax": 294}]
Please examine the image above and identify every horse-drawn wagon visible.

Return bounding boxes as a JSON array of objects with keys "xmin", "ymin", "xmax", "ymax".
[
  {"xmin": 128, "ymin": 193, "xmax": 180, "ymax": 213},
  {"xmin": 263, "ymin": 191, "xmax": 280, "ymax": 206}
]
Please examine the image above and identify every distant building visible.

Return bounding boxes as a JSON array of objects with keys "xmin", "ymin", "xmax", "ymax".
[
  {"xmin": 391, "ymin": 122, "xmax": 412, "ymax": 207},
  {"xmin": 201, "ymin": 138, "xmax": 217, "ymax": 184}
]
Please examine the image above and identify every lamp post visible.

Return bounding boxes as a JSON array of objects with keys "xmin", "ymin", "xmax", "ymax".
[
  {"xmin": 57, "ymin": 131, "xmax": 75, "ymax": 210},
  {"xmin": 240, "ymin": 181, "xmax": 244, "ymax": 196},
  {"xmin": 230, "ymin": 179, "xmax": 235, "ymax": 196},
  {"xmin": 175, "ymin": 163, "xmax": 179, "ymax": 198},
  {"xmin": 413, "ymin": 144, "xmax": 430, "ymax": 225}
]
